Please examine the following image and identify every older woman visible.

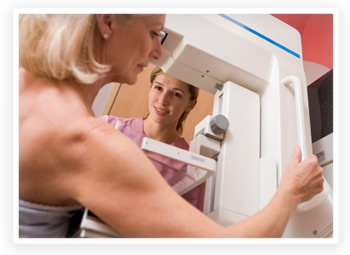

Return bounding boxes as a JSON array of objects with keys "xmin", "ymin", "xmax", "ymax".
[{"xmin": 19, "ymin": 14, "xmax": 324, "ymax": 238}]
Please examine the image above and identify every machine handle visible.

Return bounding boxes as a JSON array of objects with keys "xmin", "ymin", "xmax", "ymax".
[
  {"xmin": 282, "ymin": 75, "xmax": 330, "ymax": 212},
  {"xmin": 282, "ymin": 76, "xmax": 308, "ymax": 160}
]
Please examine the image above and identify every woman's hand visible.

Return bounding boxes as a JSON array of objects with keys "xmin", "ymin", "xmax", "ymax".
[{"xmin": 278, "ymin": 145, "xmax": 324, "ymax": 205}]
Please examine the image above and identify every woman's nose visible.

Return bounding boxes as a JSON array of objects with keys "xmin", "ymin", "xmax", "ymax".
[
  {"xmin": 158, "ymin": 92, "xmax": 169, "ymax": 105},
  {"xmin": 150, "ymin": 38, "xmax": 163, "ymax": 60}
]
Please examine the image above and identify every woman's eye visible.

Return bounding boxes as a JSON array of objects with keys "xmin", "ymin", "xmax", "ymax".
[
  {"xmin": 173, "ymin": 92, "xmax": 182, "ymax": 98},
  {"xmin": 150, "ymin": 31, "xmax": 160, "ymax": 39},
  {"xmin": 154, "ymin": 85, "xmax": 162, "ymax": 91}
]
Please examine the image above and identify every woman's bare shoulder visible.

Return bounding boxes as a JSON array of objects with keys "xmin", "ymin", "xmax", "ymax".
[{"xmin": 62, "ymin": 116, "xmax": 159, "ymax": 197}]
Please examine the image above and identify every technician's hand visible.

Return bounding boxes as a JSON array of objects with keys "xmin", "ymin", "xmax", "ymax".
[{"xmin": 278, "ymin": 145, "xmax": 324, "ymax": 206}]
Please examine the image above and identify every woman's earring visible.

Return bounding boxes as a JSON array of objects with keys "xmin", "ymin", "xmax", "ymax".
[{"xmin": 103, "ymin": 33, "xmax": 110, "ymax": 40}]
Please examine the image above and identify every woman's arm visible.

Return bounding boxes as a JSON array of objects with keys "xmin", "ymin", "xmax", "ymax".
[{"xmin": 63, "ymin": 120, "xmax": 323, "ymax": 238}]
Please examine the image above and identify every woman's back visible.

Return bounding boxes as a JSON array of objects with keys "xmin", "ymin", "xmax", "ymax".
[{"xmin": 19, "ymin": 69, "xmax": 94, "ymax": 206}]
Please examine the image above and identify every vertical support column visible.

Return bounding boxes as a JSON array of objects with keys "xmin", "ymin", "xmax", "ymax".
[{"xmin": 207, "ymin": 81, "xmax": 260, "ymax": 224}]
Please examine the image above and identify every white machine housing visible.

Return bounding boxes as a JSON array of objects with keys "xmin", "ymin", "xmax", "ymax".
[{"xmin": 151, "ymin": 14, "xmax": 333, "ymax": 238}]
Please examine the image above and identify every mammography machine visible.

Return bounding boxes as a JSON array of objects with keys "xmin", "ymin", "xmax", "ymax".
[{"xmin": 142, "ymin": 14, "xmax": 333, "ymax": 238}]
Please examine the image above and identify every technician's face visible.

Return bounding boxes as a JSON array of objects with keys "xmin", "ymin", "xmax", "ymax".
[
  {"xmin": 148, "ymin": 74, "xmax": 195, "ymax": 127},
  {"xmin": 103, "ymin": 14, "xmax": 165, "ymax": 84}
]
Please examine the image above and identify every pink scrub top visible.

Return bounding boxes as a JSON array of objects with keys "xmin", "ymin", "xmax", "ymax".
[{"xmin": 99, "ymin": 115, "xmax": 204, "ymax": 210}]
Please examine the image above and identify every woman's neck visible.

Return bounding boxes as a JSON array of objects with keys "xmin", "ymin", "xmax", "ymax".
[
  {"xmin": 76, "ymin": 80, "xmax": 102, "ymax": 111},
  {"xmin": 143, "ymin": 117, "xmax": 181, "ymax": 144}
]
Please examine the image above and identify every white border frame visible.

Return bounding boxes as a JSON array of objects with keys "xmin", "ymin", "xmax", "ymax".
[{"xmin": 12, "ymin": 7, "xmax": 339, "ymax": 246}]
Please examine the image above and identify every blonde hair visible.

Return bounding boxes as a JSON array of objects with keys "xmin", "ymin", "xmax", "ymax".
[
  {"xmin": 19, "ymin": 14, "xmax": 111, "ymax": 84},
  {"xmin": 150, "ymin": 67, "xmax": 199, "ymax": 136}
]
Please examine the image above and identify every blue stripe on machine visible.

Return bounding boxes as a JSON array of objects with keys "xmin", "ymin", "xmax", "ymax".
[{"xmin": 218, "ymin": 14, "xmax": 301, "ymax": 58}]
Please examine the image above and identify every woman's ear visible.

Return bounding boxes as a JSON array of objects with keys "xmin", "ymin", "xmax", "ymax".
[{"xmin": 95, "ymin": 14, "xmax": 113, "ymax": 39}]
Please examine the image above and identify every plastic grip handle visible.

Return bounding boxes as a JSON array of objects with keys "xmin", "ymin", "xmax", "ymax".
[
  {"xmin": 282, "ymin": 76, "xmax": 330, "ymax": 212},
  {"xmin": 282, "ymin": 76, "xmax": 308, "ymax": 160}
]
